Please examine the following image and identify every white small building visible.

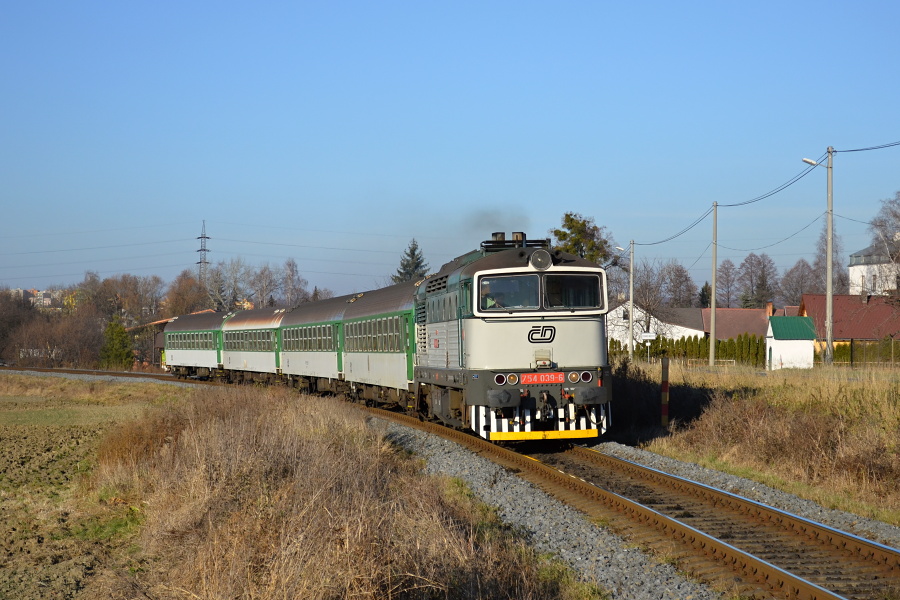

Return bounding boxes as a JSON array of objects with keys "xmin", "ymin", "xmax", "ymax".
[{"xmin": 766, "ymin": 316, "xmax": 816, "ymax": 370}]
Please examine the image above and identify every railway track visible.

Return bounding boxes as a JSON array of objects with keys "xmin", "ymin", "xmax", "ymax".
[
  {"xmin": 0, "ymin": 365, "xmax": 178, "ymax": 383},
  {"xmin": 368, "ymin": 409, "xmax": 900, "ymax": 600}
]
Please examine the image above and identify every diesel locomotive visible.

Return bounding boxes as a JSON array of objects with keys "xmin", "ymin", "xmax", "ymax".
[{"xmin": 164, "ymin": 232, "xmax": 612, "ymax": 441}]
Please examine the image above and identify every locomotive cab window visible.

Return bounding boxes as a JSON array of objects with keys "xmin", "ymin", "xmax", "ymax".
[
  {"xmin": 479, "ymin": 275, "xmax": 540, "ymax": 311},
  {"xmin": 478, "ymin": 273, "xmax": 604, "ymax": 313},
  {"xmin": 544, "ymin": 274, "xmax": 603, "ymax": 310}
]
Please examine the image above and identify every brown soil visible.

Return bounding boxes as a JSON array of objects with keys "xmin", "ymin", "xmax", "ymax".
[{"xmin": 0, "ymin": 377, "xmax": 154, "ymax": 600}]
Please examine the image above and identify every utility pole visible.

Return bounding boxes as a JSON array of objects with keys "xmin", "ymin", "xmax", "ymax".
[
  {"xmin": 825, "ymin": 146, "xmax": 834, "ymax": 364},
  {"xmin": 709, "ymin": 202, "xmax": 717, "ymax": 367},
  {"xmin": 628, "ymin": 240, "xmax": 635, "ymax": 361},
  {"xmin": 802, "ymin": 147, "xmax": 835, "ymax": 364}
]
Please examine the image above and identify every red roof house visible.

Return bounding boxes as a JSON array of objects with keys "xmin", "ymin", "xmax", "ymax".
[{"xmin": 798, "ymin": 294, "xmax": 900, "ymax": 340}]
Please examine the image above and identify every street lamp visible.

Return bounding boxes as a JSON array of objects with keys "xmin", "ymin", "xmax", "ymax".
[
  {"xmin": 615, "ymin": 241, "xmax": 635, "ymax": 360},
  {"xmin": 802, "ymin": 147, "xmax": 834, "ymax": 364}
]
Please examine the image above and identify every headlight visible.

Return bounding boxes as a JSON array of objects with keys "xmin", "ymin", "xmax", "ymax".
[
  {"xmin": 580, "ymin": 371, "xmax": 593, "ymax": 383},
  {"xmin": 568, "ymin": 371, "xmax": 579, "ymax": 383},
  {"xmin": 494, "ymin": 373, "xmax": 507, "ymax": 385},
  {"xmin": 506, "ymin": 373, "xmax": 519, "ymax": 385}
]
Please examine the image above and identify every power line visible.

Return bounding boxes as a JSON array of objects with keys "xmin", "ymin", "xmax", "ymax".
[
  {"xmin": 636, "ymin": 206, "xmax": 714, "ymax": 247},
  {"xmin": 837, "ymin": 139, "xmax": 900, "ymax": 153},
  {"xmin": 835, "ymin": 213, "xmax": 875, "ymax": 226},
  {"xmin": 216, "ymin": 237, "xmax": 402, "ymax": 254},
  {"xmin": 719, "ymin": 153, "xmax": 825, "ymax": 208},
  {"xmin": 718, "ymin": 213, "xmax": 825, "ymax": 252},
  {"xmin": 0, "ymin": 239, "xmax": 191, "ymax": 257}
]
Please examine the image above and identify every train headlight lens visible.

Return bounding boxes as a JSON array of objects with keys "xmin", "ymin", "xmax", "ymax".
[
  {"xmin": 580, "ymin": 371, "xmax": 593, "ymax": 383},
  {"xmin": 494, "ymin": 374, "xmax": 507, "ymax": 385},
  {"xmin": 567, "ymin": 371, "xmax": 579, "ymax": 383},
  {"xmin": 507, "ymin": 373, "xmax": 519, "ymax": 385},
  {"xmin": 529, "ymin": 248, "xmax": 553, "ymax": 270}
]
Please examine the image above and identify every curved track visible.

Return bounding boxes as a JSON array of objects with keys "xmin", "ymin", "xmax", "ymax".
[{"xmin": 368, "ymin": 409, "xmax": 900, "ymax": 600}]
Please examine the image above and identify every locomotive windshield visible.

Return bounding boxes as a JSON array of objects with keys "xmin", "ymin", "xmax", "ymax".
[{"xmin": 479, "ymin": 273, "xmax": 603, "ymax": 312}]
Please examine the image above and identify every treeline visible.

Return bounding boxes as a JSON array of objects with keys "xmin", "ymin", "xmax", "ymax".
[
  {"xmin": 0, "ymin": 258, "xmax": 335, "ymax": 370},
  {"xmin": 610, "ymin": 334, "xmax": 768, "ymax": 367},
  {"xmin": 611, "ymin": 334, "xmax": 900, "ymax": 367},
  {"xmin": 832, "ymin": 338, "xmax": 900, "ymax": 365}
]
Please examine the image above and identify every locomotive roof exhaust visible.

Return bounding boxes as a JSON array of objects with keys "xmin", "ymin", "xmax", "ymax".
[{"xmin": 481, "ymin": 232, "xmax": 551, "ymax": 253}]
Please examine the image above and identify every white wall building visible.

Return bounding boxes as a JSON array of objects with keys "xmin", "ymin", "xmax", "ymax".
[
  {"xmin": 766, "ymin": 316, "xmax": 816, "ymax": 370},
  {"xmin": 606, "ymin": 303, "xmax": 705, "ymax": 351},
  {"xmin": 848, "ymin": 241, "xmax": 900, "ymax": 296}
]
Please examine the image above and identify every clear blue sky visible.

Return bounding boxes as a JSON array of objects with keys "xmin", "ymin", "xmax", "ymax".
[{"xmin": 2, "ymin": 1, "xmax": 898, "ymax": 298}]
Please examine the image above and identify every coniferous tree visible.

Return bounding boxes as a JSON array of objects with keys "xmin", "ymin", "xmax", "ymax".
[
  {"xmin": 698, "ymin": 282, "xmax": 712, "ymax": 308},
  {"xmin": 391, "ymin": 239, "xmax": 429, "ymax": 284},
  {"xmin": 100, "ymin": 317, "xmax": 133, "ymax": 370}
]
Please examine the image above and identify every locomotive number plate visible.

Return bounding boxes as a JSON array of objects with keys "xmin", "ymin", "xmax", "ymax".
[{"xmin": 520, "ymin": 372, "xmax": 564, "ymax": 385}]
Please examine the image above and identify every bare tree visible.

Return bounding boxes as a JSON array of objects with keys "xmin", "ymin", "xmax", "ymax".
[
  {"xmin": 716, "ymin": 259, "xmax": 738, "ymax": 308},
  {"xmin": 207, "ymin": 258, "xmax": 251, "ymax": 311},
  {"xmin": 9, "ymin": 304, "xmax": 104, "ymax": 368},
  {"xmin": 869, "ymin": 190, "xmax": 900, "ymax": 259},
  {"xmin": 865, "ymin": 191, "xmax": 900, "ymax": 295},
  {"xmin": 281, "ymin": 258, "xmax": 310, "ymax": 306},
  {"xmin": 0, "ymin": 292, "xmax": 37, "ymax": 363},
  {"xmin": 737, "ymin": 253, "xmax": 780, "ymax": 308},
  {"xmin": 662, "ymin": 261, "xmax": 697, "ymax": 307},
  {"xmin": 310, "ymin": 286, "xmax": 335, "ymax": 302},
  {"xmin": 164, "ymin": 270, "xmax": 210, "ymax": 317},
  {"xmin": 780, "ymin": 258, "xmax": 816, "ymax": 306},
  {"xmin": 633, "ymin": 258, "xmax": 668, "ymax": 333},
  {"xmin": 249, "ymin": 263, "xmax": 281, "ymax": 308},
  {"xmin": 813, "ymin": 221, "xmax": 849, "ymax": 295}
]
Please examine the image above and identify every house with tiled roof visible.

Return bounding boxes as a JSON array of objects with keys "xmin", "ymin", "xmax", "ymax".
[
  {"xmin": 606, "ymin": 301, "xmax": 777, "ymax": 349},
  {"xmin": 798, "ymin": 294, "xmax": 900, "ymax": 343},
  {"xmin": 701, "ymin": 305, "xmax": 773, "ymax": 340},
  {"xmin": 606, "ymin": 303, "xmax": 706, "ymax": 350}
]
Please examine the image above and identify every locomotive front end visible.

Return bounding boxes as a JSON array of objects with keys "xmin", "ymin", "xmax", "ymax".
[{"xmin": 414, "ymin": 233, "xmax": 613, "ymax": 442}]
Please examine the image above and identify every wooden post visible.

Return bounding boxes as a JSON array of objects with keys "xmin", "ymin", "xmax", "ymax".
[{"xmin": 661, "ymin": 357, "xmax": 669, "ymax": 428}]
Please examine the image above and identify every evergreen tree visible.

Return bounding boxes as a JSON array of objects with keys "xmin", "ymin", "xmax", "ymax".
[
  {"xmin": 391, "ymin": 239, "xmax": 429, "ymax": 284},
  {"xmin": 698, "ymin": 282, "xmax": 712, "ymax": 308},
  {"xmin": 100, "ymin": 317, "xmax": 133, "ymax": 370}
]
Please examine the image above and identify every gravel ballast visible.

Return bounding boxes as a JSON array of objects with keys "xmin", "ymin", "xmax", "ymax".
[
  {"xmin": 383, "ymin": 423, "xmax": 900, "ymax": 600},
  {"xmin": 384, "ymin": 425, "xmax": 724, "ymax": 600}
]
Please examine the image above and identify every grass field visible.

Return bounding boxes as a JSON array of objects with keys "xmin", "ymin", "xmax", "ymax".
[
  {"xmin": 0, "ymin": 374, "xmax": 605, "ymax": 600},
  {"xmin": 626, "ymin": 362, "xmax": 900, "ymax": 526}
]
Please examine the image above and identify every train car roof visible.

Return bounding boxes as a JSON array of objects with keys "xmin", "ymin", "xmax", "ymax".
[
  {"xmin": 342, "ymin": 280, "xmax": 418, "ymax": 320},
  {"xmin": 279, "ymin": 294, "xmax": 353, "ymax": 326},
  {"xmin": 221, "ymin": 307, "xmax": 289, "ymax": 331},
  {"xmin": 164, "ymin": 310, "xmax": 232, "ymax": 332}
]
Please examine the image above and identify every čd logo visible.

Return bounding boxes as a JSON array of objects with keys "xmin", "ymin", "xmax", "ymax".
[{"xmin": 528, "ymin": 326, "xmax": 555, "ymax": 343}]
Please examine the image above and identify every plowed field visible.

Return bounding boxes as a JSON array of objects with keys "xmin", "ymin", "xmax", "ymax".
[{"xmin": 0, "ymin": 374, "xmax": 165, "ymax": 599}]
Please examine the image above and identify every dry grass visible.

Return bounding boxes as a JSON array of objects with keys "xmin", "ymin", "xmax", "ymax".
[
  {"xmin": 87, "ymin": 386, "xmax": 605, "ymax": 599},
  {"xmin": 634, "ymin": 362, "xmax": 900, "ymax": 525}
]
